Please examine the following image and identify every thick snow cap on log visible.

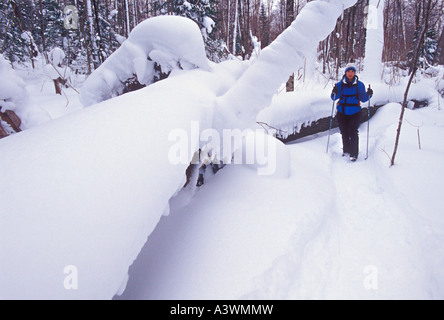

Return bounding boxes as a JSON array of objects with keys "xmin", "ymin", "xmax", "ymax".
[
  {"xmin": 80, "ymin": 15, "xmax": 210, "ymax": 107},
  {"xmin": 214, "ymin": 0, "xmax": 358, "ymax": 131}
]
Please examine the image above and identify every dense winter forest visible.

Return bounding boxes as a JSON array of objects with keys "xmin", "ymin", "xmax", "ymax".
[{"xmin": 1, "ymin": 0, "xmax": 443, "ymax": 77}]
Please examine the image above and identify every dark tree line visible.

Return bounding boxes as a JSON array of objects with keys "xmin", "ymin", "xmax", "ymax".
[{"xmin": 0, "ymin": 0, "xmax": 443, "ymax": 76}]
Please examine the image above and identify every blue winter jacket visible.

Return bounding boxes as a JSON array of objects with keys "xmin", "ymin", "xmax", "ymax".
[{"xmin": 331, "ymin": 75, "xmax": 371, "ymax": 115}]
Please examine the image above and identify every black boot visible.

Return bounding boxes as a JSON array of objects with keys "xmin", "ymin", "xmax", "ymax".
[{"xmin": 196, "ymin": 173, "xmax": 204, "ymax": 187}]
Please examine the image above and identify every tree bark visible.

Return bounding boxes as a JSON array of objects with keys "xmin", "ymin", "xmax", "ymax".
[
  {"xmin": 0, "ymin": 122, "xmax": 7, "ymax": 138},
  {"xmin": 1, "ymin": 110, "xmax": 22, "ymax": 132},
  {"xmin": 92, "ymin": 0, "xmax": 105, "ymax": 64},
  {"xmin": 39, "ymin": 0, "xmax": 47, "ymax": 63},
  {"xmin": 436, "ymin": 26, "xmax": 444, "ymax": 65},
  {"xmin": 391, "ymin": 0, "xmax": 432, "ymax": 167},
  {"xmin": 79, "ymin": 0, "xmax": 93, "ymax": 74},
  {"xmin": 285, "ymin": 0, "xmax": 295, "ymax": 92},
  {"xmin": 54, "ymin": 78, "xmax": 62, "ymax": 95}
]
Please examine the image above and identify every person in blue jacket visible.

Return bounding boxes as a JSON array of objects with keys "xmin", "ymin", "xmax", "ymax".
[{"xmin": 331, "ymin": 64, "xmax": 373, "ymax": 161}]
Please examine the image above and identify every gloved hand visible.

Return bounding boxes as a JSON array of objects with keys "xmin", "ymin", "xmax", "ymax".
[
  {"xmin": 332, "ymin": 85, "xmax": 339, "ymax": 96},
  {"xmin": 367, "ymin": 87, "xmax": 373, "ymax": 97}
]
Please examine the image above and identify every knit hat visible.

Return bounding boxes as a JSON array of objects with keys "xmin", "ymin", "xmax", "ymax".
[{"xmin": 345, "ymin": 64, "xmax": 357, "ymax": 73}]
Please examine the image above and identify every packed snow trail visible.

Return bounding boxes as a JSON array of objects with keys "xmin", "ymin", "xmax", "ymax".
[
  {"xmin": 266, "ymin": 105, "xmax": 444, "ymax": 299},
  {"xmin": 320, "ymin": 143, "xmax": 429, "ymax": 298},
  {"xmin": 276, "ymin": 105, "xmax": 444, "ymax": 299},
  {"xmin": 117, "ymin": 144, "xmax": 338, "ymax": 299}
]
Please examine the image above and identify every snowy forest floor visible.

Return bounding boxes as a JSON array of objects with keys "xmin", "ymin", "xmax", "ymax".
[
  {"xmin": 116, "ymin": 102, "xmax": 444, "ymax": 300},
  {"xmin": 4, "ymin": 67, "xmax": 444, "ymax": 300}
]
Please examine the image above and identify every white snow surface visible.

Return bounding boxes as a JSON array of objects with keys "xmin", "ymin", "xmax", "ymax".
[
  {"xmin": 2, "ymin": 60, "xmax": 444, "ymax": 299},
  {"xmin": 43, "ymin": 48, "xmax": 72, "ymax": 81},
  {"xmin": 117, "ymin": 101, "xmax": 444, "ymax": 300},
  {"xmin": 0, "ymin": 55, "xmax": 27, "ymax": 112},
  {"xmin": 48, "ymin": 47, "xmax": 66, "ymax": 67}
]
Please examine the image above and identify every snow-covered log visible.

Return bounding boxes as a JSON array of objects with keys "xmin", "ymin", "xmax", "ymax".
[
  {"xmin": 79, "ymin": 16, "xmax": 210, "ymax": 107},
  {"xmin": 0, "ymin": 69, "xmax": 218, "ymax": 299}
]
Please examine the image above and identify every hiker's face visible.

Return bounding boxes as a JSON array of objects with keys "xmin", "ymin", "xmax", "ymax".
[{"xmin": 346, "ymin": 70, "xmax": 355, "ymax": 80}]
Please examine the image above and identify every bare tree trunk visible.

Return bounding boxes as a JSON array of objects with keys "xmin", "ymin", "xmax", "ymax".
[
  {"xmin": 92, "ymin": 0, "xmax": 105, "ymax": 64},
  {"xmin": 244, "ymin": 0, "xmax": 251, "ymax": 57},
  {"xmin": 79, "ymin": 1, "xmax": 93, "ymax": 74},
  {"xmin": 232, "ymin": 0, "xmax": 239, "ymax": 54},
  {"xmin": 0, "ymin": 123, "xmax": 7, "ymax": 138},
  {"xmin": 438, "ymin": 28, "xmax": 444, "ymax": 65},
  {"xmin": 39, "ymin": 0, "xmax": 48, "ymax": 63},
  {"xmin": 285, "ymin": 0, "xmax": 295, "ymax": 92},
  {"xmin": 0, "ymin": 110, "xmax": 22, "ymax": 132},
  {"xmin": 125, "ymin": 0, "xmax": 130, "ymax": 37},
  {"xmin": 391, "ymin": 0, "xmax": 432, "ymax": 167},
  {"xmin": 226, "ymin": 0, "xmax": 231, "ymax": 47},
  {"xmin": 434, "ymin": 0, "xmax": 444, "ymax": 66},
  {"xmin": 397, "ymin": 0, "xmax": 407, "ymax": 54},
  {"xmin": 54, "ymin": 78, "xmax": 62, "ymax": 95}
]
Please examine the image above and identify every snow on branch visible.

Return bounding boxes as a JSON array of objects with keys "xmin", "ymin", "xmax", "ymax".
[
  {"xmin": 214, "ymin": 0, "xmax": 358, "ymax": 131},
  {"xmin": 80, "ymin": 15, "xmax": 210, "ymax": 107}
]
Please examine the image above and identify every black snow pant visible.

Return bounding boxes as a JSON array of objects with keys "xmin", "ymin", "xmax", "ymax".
[{"xmin": 336, "ymin": 111, "xmax": 362, "ymax": 158}]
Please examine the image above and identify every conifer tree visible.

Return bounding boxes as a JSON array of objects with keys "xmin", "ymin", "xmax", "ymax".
[
  {"xmin": 0, "ymin": 0, "xmax": 35, "ymax": 64},
  {"xmin": 153, "ymin": 0, "xmax": 227, "ymax": 62}
]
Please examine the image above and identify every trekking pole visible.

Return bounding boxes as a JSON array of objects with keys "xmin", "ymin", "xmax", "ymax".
[
  {"xmin": 365, "ymin": 85, "xmax": 371, "ymax": 160},
  {"xmin": 326, "ymin": 94, "xmax": 336, "ymax": 154}
]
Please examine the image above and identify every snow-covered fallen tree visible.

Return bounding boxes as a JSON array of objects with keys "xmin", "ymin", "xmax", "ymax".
[
  {"xmin": 1, "ymin": 0, "xmax": 359, "ymax": 299},
  {"xmin": 79, "ymin": 15, "xmax": 210, "ymax": 107},
  {"xmin": 0, "ymin": 66, "xmax": 220, "ymax": 299},
  {"xmin": 256, "ymin": 74, "xmax": 443, "ymax": 142}
]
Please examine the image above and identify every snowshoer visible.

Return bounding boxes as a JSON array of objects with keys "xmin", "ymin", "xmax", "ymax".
[{"xmin": 331, "ymin": 64, "xmax": 373, "ymax": 161}]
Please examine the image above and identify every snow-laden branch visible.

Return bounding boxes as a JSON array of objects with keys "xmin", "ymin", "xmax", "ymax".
[
  {"xmin": 214, "ymin": 0, "xmax": 358, "ymax": 130},
  {"xmin": 79, "ymin": 16, "xmax": 210, "ymax": 107}
]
